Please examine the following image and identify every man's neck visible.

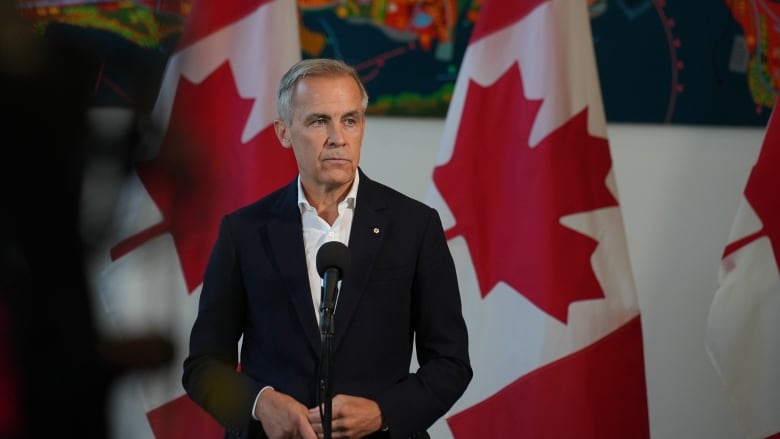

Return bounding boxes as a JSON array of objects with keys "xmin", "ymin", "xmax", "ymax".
[{"xmin": 302, "ymin": 181, "xmax": 353, "ymax": 225}]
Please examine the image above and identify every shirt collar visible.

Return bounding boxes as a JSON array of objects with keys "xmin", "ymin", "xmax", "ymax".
[{"xmin": 297, "ymin": 171, "xmax": 359, "ymax": 213}]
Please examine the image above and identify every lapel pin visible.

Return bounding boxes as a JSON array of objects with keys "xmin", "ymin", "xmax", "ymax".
[{"xmin": 372, "ymin": 227, "xmax": 380, "ymax": 235}]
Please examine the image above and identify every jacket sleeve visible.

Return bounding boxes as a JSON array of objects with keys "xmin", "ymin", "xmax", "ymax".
[{"xmin": 182, "ymin": 216, "xmax": 265, "ymax": 436}]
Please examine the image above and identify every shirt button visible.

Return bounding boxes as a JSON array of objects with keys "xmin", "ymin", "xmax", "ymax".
[{"xmin": 328, "ymin": 231, "xmax": 335, "ymax": 238}]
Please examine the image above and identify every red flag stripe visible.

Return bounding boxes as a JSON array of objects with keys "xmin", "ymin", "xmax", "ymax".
[
  {"xmin": 176, "ymin": 0, "xmax": 277, "ymax": 52},
  {"xmin": 447, "ymin": 316, "xmax": 649, "ymax": 439},
  {"xmin": 0, "ymin": 304, "xmax": 20, "ymax": 438},
  {"xmin": 147, "ymin": 394, "xmax": 224, "ymax": 439},
  {"xmin": 469, "ymin": 0, "xmax": 546, "ymax": 44}
]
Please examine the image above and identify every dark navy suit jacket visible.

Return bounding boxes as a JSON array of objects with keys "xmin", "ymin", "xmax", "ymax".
[{"xmin": 183, "ymin": 170, "xmax": 472, "ymax": 439}]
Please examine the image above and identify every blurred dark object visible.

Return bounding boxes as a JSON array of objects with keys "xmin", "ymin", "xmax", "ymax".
[
  {"xmin": 15, "ymin": 0, "xmax": 189, "ymax": 110},
  {"xmin": 0, "ymin": 1, "xmax": 174, "ymax": 437}
]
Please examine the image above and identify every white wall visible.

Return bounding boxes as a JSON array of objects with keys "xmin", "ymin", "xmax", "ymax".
[{"xmin": 360, "ymin": 117, "xmax": 765, "ymax": 438}]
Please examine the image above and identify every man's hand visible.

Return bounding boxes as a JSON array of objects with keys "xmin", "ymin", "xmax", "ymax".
[
  {"xmin": 307, "ymin": 394, "xmax": 383, "ymax": 439},
  {"xmin": 255, "ymin": 389, "xmax": 318, "ymax": 439}
]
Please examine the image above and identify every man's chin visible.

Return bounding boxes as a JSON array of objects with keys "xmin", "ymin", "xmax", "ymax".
[{"xmin": 322, "ymin": 172, "xmax": 355, "ymax": 190}]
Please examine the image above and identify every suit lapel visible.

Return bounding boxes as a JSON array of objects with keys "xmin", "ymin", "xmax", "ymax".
[
  {"xmin": 334, "ymin": 173, "xmax": 388, "ymax": 349},
  {"xmin": 266, "ymin": 180, "xmax": 322, "ymax": 354}
]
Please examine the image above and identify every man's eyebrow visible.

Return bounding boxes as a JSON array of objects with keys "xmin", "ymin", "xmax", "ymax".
[{"xmin": 342, "ymin": 110, "xmax": 364, "ymax": 118}]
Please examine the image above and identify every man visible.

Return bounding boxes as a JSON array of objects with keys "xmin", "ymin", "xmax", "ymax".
[{"xmin": 183, "ymin": 58, "xmax": 472, "ymax": 439}]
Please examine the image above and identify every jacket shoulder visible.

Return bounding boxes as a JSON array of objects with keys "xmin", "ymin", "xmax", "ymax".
[
  {"xmin": 362, "ymin": 175, "xmax": 434, "ymax": 215},
  {"xmin": 225, "ymin": 179, "xmax": 296, "ymax": 224}
]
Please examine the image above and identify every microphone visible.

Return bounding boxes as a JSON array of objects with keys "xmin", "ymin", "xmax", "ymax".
[
  {"xmin": 316, "ymin": 241, "xmax": 350, "ymax": 333},
  {"xmin": 315, "ymin": 241, "xmax": 350, "ymax": 438}
]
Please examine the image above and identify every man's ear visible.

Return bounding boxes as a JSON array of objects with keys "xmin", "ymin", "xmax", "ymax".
[{"xmin": 273, "ymin": 119, "xmax": 291, "ymax": 148}]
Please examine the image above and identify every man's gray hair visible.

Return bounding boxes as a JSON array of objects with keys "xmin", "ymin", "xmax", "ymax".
[{"xmin": 277, "ymin": 58, "xmax": 369, "ymax": 125}]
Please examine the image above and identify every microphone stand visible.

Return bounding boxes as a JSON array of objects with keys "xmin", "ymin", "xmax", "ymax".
[{"xmin": 318, "ymin": 281, "xmax": 337, "ymax": 439}]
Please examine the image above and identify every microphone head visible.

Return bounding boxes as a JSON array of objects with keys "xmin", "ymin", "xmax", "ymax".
[{"xmin": 316, "ymin": 241, "xmax": 351, "ymax": 280}]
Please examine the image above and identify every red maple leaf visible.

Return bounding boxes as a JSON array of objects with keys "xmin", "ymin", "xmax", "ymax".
[
  {"xmin": 723, "ymin": 111, "xmax": 780, "ymax": 270},
  {"xmin": 110, "ymin": 62, "xmax": 298, "ymax": 292},
  {"xmin": 433, "ymin": 63, "xmax": 617, "ymax": 323}
]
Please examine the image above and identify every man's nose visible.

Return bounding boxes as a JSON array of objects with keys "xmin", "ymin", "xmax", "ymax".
[{"xmin": 327, "ymin": 124, "xmax": 346, "ymax": 146}]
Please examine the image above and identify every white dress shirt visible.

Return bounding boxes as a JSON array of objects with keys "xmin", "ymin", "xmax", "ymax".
[{"xmin": 298, "ymin": 172, "xmax": 358, "ymax": 324}]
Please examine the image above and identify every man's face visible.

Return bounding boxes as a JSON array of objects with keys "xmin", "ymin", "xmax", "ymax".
[{"xmin": 275, "ymin": 74, "xmax": 365, "ymax": 196}]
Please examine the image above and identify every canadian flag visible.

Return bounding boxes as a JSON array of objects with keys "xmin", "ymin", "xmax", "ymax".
[
  {"xmin": 92, "ymin": 1, "xmax": 299, "ymax": 437},
  {"xmin": 705, "ymin": 106, "xmax": 780, "ymax": 439},
  {"xmin": 428, "ymin": 0, "xmax": 649, "ymax": 437}
]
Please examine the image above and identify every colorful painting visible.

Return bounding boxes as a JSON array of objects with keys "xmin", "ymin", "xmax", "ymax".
[
  {"xmin": 13, "ymin": 0, "xmax": 779, "ymax": 124},
  {"xmin": 298, "ymin": 0, "xmax": 480, "ymax": 116},
  {"xmin": 726, "ymin": 0, "xmax": 780, "ymax": 111},
  {"xmin": 588, "ymin": 0, "xmax": 777, "ymax": 125}
]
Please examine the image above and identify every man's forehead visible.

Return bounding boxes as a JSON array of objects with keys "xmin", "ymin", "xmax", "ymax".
[
  {"xmin": 294, "ymin": 75, "xmax": 361, "ymax": 98},
  {"xmin": 293, "ymin": 85, "xmax": 363, "ymax": 114}
]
